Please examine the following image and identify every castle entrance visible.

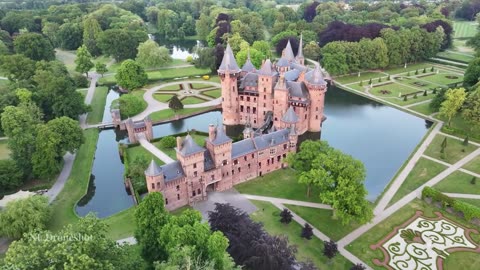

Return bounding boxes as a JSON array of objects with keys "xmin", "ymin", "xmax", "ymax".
[{"xmin": 206, "ymin": 183, "xmax": 216, "ymax": 192}]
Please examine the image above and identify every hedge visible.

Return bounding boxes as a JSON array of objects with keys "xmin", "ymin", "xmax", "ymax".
[{"xmin": 422, "ymin": 187, "xmax": 480, "ymax": 222}]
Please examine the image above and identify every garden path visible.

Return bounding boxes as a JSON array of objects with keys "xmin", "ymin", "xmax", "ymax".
[
  {"xmin": 430, "ymin": 58, "xmax": 469, "ymax": 67},
  {"xmin": 444, "ymin": 193, "xmax": 480, "ymax": 199},
  {"xmin": 243, "ymin": 194, "xmax": 332, "ymax": 209},
  {"xmin": 137, "ymin": 135, "xmax": 174, "ymax": 164},
  {"xmin": 404, "ymin": 99, "xmax": 433, "ymax": 108},
  {"xmin": 422, "ymin": 154, "xmax": 480, "ymax": 178}
]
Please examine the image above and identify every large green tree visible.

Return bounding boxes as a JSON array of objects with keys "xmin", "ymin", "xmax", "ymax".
[
  {"xmin": 136, "ymin": 40, "xmax": 172, "ymax": 68},
  {"xmin": 118, "ymin": 93, "xmax": 146, "ymax": 118},
  {"xmin": 320, "ymin": 42, "xmax": 348, "ymax": 75},
  {"xmin": 287, "ymin": 140, "xmax": 372, "ymax": 225},
  {"xmin": 115, "ymin": 59, "xmax": 148, "ymax": 91},
  {"xmin": 0, "ymin": 54, "xmax": 36, "ymax": 82},
  {"xmin": 75, "ymin": 45, "xmax": 94, "ymax": 76},
  {"xmin": 439, "ymin": 88, "xmax": 467, "ymax": 127},
  {"xmin": 83, "ymin": 17, "xmax": 102, "ymax": 57},
  {"xmin": 462, "ymin": 88, "xmax": 480, "ymax": 135},
  {"xmin": 97, "ymin": 29, "xmax": 148, "ymax": 61},
  {"xmin": 13, "ymin": 32, "xmax": 55, "ymax": 61},
  {"xmin": 235, "ymin": 48, "xmax": 264, "ymax": 68},
  {"xmin": 57, "ymin": 22, "xmax": 83, "ymax": 50},
  {"xmin": 0, "ymin": 160, "xmax": 23, "ymax": 191},
  {"xmin": 0, "ymin": 195, "xmax": 50, "ymax": 239},
  {"xmin": 3, "ymin": 214, "xmax": 145, "ymax": 269},
  {"xmin": 464, "ymin": 58, "xmax": 480, "ymax": 88}
]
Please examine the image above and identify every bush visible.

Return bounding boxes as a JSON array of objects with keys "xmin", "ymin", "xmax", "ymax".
[
  {"xmin": 118, "ymin": 93, "xmax": 147, "ymax": 119},
  {"xmin": 423, "ymin": 90, "xmax": 427, "ymax": 96},
  {"xmin": 186, "ymin": 55, "xmax": 193, "ymax": 63},
  {"xmin": 0, "ymin": 160, "xmax": 23, "ymax": 191},
  {"xmin": 387, "ymin": 75, "xmax": 391, "ymax": 80},
  {"xmin": 415, "ymin": 69, "xmax": 419, "ymax": 75},
  {"xmin": 453, "ymin": 200, "xmax": 480, "ymax": 221},
  {"xmin": 72, "ymin": 73, "xmax": 89, "ymax": 88},
  {"xmin": 359, "ymin": 81, "xmax": 363, "ymax": 86},
  {"xmin": 378, "ymin": 77, "xmax": 382, "ymax": 83},
  {"xmin": 160, "ymin": 136, "xmax": 176, "ymax": 148},
  {"xmin": 463, "ymin": 136, "xmax": 469, "ymax": 146},
  {"xmin": 407, "ymin": 71, "xmax": 411, "ymax": 76},
  {"xmin": 422, "ymin": 187, "xmax": 455, "ymax": 207},
  {"xmin": 431, "ymin": 66, "xmax": 435, "ymax": 72},
  {"xmin": 423, "ymin": 68, "xmax": 426, "ymax": 73},
  {"xmin": 403, "ymin": 95, "xmax": 407, "ymax": 101},
  {"xmin": 471, "ymin": 177, "xmax": 477, "ymax": 185},
  {"xmin": 368, "ymin": 78, "xmax": 372, "ymax": 84},
  {"xmin": 413, "ymin": 93, "xmax": 418, "ymax": 99}
]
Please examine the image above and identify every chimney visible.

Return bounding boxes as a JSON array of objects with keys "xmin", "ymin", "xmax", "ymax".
[
  {"xmin": 176, "ymin": 136, "xmax": 183, "ymax": 150},
  {"xmin": 208, "ymin": 124, "xmax": 215, "ymax": 141}
]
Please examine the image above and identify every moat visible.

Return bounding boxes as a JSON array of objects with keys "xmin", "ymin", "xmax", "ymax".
[{"xmin": 76, "ymin": 85, "xmax": 431, "ymax": 218}]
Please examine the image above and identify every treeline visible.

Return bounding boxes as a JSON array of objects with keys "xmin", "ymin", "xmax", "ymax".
[{"xmin": 321, "ymin": 27, "xmax": 444, "ymax": 75}]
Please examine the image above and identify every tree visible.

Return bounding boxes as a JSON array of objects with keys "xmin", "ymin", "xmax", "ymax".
[
  {"xmin": 471, "ymin": 177, "xmax": 477, "ymax": 185},
  {"xmin": 0, "ymin": 195, "xmax": 50, "ymax": 239},
  {"xmin": 196, "ymin": 14, "xmax": 213, "ymax": 41},
  {"xmin": 464, "ymin": 58, "xmax": 480, "ymax": 88},
  {"xmin": 351, "ymin": 263, "xmax": 367, "ymax": 270},
  {"xmin": 303, "ymin": 41, "xmax": 321, "ymax": 60},
  {"xmin": 280, "ymin": 208, "xmax": 293, "ymax": 224},
  {"xmin": 115, "ymin": 59, "xmax": 148, "ymax": 91},
  {"xmin": 298, "ymin": 260, "xmax": 318, "ymax": 270},
  {"xmin": 169, "ymin": 95, "xmax": 184, "ymax": 112},
  {"xmin": 0, "ymin": 160, "xmax": 23, "ymax": 191},
  {"xmin": 430, "ymin": 88, "xmax": 447, "ymax": 111},
  {"xmin": 252, "ymin": 40, "xmax": 271, "ymax": 58},
  {"xmin": 0, "ymin": 54, "xmax": 35, "ymax": 82},
  {"xmin": 75, "ymin": 45, "xmax": 94, "ymax": 76},
  {"xmin": 236, "ymin": 48, "xmax": 264, "ymax": 69},
  {"xmin": 13, "ymin": 33, "xmax": 55, "ymax": 61},
  {"xmin": 194, "ymin": 47, "xmax": 216, "ymax": 72},
  {"xmin": 160, "ymin": 136, "xmax": 176, "ymax": 148},
  {"xmin": 439, "ymin": 88, "xmax": 467, "ymax": 127},
  {"xmin": 98, "ymin": 29, "xmax": 148, "ymax": 61},
  {"xmin": 42, "ymin": 22, "xmax": 60, "ymax": 48},
  {"xmin": 96, "ymin": 62, "xmax": 108, "ymax": 77},
  {"xmin": 323, "ymin": 240, "xmax": 338, "ymax": 262},
  {"xmin": 57, "ymin": 22, "xmax": 83, "ymax": 50},
  {"xmin": 136, "ymin": 40, "xmax": 172, "ymax": 68},
  {"xmin": 301, "ymin": 223, "xmax": 313, "ymax": 240},
  {"xmin": 462, "ymin": 89, "xmax": 480, "ymax": 135},
  {"xmin": 83, "ymin": 17, "xmax": 102, "ymax": 57},
  {"xmin": 320, "ymin": 42, "xmax": 348, "ymax": 75},
  {"xmin": 118, "ymin": 93, "xmax": 146, "ymax": 118},
  {"xmin": 4, "ymin": 214, "xmax": 143, "ymax": 269}
]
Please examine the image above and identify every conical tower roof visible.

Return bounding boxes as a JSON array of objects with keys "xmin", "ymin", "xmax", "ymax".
[
  {"xmin": 297, "ymin": 34, "xmax": 303, "ymax": 58},
  {"xmin": 145, "ymin": 160, "xmax": 162, "ymax": 177},
  {"xmin": 282, "ymin": 106, "xmax": 299, "ymax": 124},
  {"xmin": 258, "ymin": 59, "xmax": 275, "ymax": 76},
  {"xmin": 306, "ymin": 64, "xmax": 326, "ymax": 86},
  {"xmin": 242, "ymin": 49, "xmax": 256, "ymax": 72},
  {"xmin": 178, "ymin": 134, "xmax": 204, "ymax": 156},
  {"xmin": 218, "ymin": 44, "xmax": 241, "ymax": 73},
  {"xmin": 284, "ymin": 40, "xmax": 295, "ymax": 62}
]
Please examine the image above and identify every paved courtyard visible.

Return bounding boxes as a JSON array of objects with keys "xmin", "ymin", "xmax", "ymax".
[{"xmin": 193, "ymin": 189, "xmax": 257, "ymax": 221}]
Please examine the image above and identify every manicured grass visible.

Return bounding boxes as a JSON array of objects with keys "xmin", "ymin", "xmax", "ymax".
[
  {"xmin": 444, "ymin": 251, "xmax": 480, "ymax": 269},
  {"xmin": 98, "ymin": 74, "xmax": 116, "ymax": 85},
  {"xmin": 437, "ymin": 114, "xmax": 480, "ymax": 142},
  {"xmin": 419, "ymin": 73, "xmax": 464, "ymax": 85},
  {"xmin": 386, "ymin": 63, "xmax": 433, "ymax": 75},
  {"xmin": 190, "ymin": 83, "xmax": 213, "ymax": 89},
  {"xmin": 158, "ymin": 84, "xmax": 181, "ymax": 91},
  {"xmin": 370, "ymin": 82, "xmax": 420, "ymax": 98},
  {"xmin": 409, "ymin": 102, "xmax": 436, "ymax": 116},
  {"xmin": 437, "ymin": 51, "xmax": 474, "ymax": 63},
  {"xmin": 424, "ymin": 134, "xmax": 478, "ymax": 164},
  {"xmin": 125, "ymin": 145, "xmax": 164, "ymax": 166},
  {"xmin": 152, "ymin": 134, "xmax": 207, "ymax": 160},
  {"xmin": 48, "ymin": 129, "xmax": 99, "ymax": 231},
  {"xmin": 435, "ymin": 171, "xmax": 480, "ymax": 195},
  {"xmin": 250, "ymin": 200, "xmax": 353, "ymax": 270},
  {"xmin": 346, "ymin": 199, "xmax": 480, "ymax": 269},
  {"xmin": 235, "ymin": 168, "xmax": 323, "ymax": 203},
  {"xmin": 86, "ymin": 86, "xmax": 108, "ymax": 124},
  {"xmin": 286, "ymin": 205, "xmax": 360, "ymax": 241},
  {"xmin": 456, "ymin": 198, "xmax": 480, "ymax": 208},
  {"xmin": 153, "ymin": 93, "xmax": 174, "ymax": 103},
  {"xmin": 463, "ymin": 156, "xmax": 480, "ymax": 175},
  {"xmin": 386, "ymin": 92, "xmax": 433, "ymax": 106},
  {"xmin": 335, "ymin": 72, "xmax": 384, "ymax": 84},
  {"xmin": 55, "ymin": 49, "xmax": 76, "ymax": 73},
  {"xmin": 0, "ymin": 140, "xmax": 10, "ymax": 160},
  {"xmin": 147, "ymin": 66, "xmax": 210, "ymax": 80},
  {"xmin": 103, "ymin": 207, "xmax": 136, "ymax": 240},
  {"xmin": 181, "ymin": 96, "xmax": 207, "ymax": 104},
  {"xmin": 388, "ymin": 158, "xmax": 448, "ymax": 207},
  {"xmin": 453, "ymin": 21, "xmax": 478, "ymax": 39},
  {"xmin": 149, "ymin": 107, "xmax": 216, "ymax": 122},
  {"xmin": 202, "ymin": 89, "xmax": 221, "ymax": 98}
]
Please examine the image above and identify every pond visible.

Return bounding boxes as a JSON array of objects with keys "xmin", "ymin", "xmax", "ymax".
[
  {"xmin": 152, "ymin": 35, "xmax": 202, "ymax": 59},
  {"xmin": 77, "ymin": 85, "xmax": 430, "ymax": 217}
]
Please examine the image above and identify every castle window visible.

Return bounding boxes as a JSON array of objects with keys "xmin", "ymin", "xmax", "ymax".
[
  {"xmin": 247, "ymin": 106, "xmax": 250, "ymax": 113},
  {"xmin": 157, "ymin": 182, "xmax": 161, "ymax": 189},
  {"xmin": 316, "ymin": 115, "xmax": 318, "ymax": 120},
  {"xmin": 254, "ymin": 98, "xmax": 256, "ymax": 102},
  {"xmin": 305, "ymin": 114, "xmax": 307, "ymax": 119},
  {"xmin": 290, "ymin": 142, "xmax": 295, "ymax": 147},
  {"xmin": 254, "ymin": 120, "xmax": 256, "ymax": 124},
  {"xmin": 240, "ymin": 105, "xmax": 243, "ymax": 112},
  {"xmin": 193, "ymin": 163, "xmax": 197, "ymax": 169},
  {"xmin": 238, "ymin": 167, "xmax": 241, "ymax": 172},
  {"xmin": 264, "ymin": 95, "xmax": 266, "ymax": 99},
  {"xmin": 247, "ymin": 97, "xmax": 250, "ymax": 102},
  {"xmin": 263, "ymin": 103, "xmax": 266, "ymax": 107},
  {"xmin": 259, "ymin": 162, "xmax": 262, "ymax": 168},
  {"xmin": 283, "ymin": 154, "xmax": 286, "ymax": 158},
  {"xmin": 176, "ymin": 185, "xmax": 180, "ymax": 191},
  {"xmin": 222, "ymin": 160, "xmax": 228, "ymax": 165},
  {"xmin": 277, "ymin": 156, "xmax": 281, "ymax": 162},
  {"xmin": 232, "ymin": 170, "xmax": 235, "ymax": 175},
  {"xmin": 283, "ymin": 144, "xmax": 287, "ymax": 150},
  {"xmin": 177, "ymin": 194, "xmax": 180, "ymax": 200},
  {"xmin": 270, "ymin": 148, "xmax": 276, "ymax": 155},
  {"xmin": 267, "ymin": 159, "xmax": 270, "ymax": 165},
  {"xmin": 251, "ymin": 154, "xmax": 254, "ymax": 158},
  {"xmin": 165, "ymin": 198, "xmax": 168, "ymax": 205},
  {"xmin": 151, "ymin": 183, "xmax": 154, "ymax": 189},
  {"xmin": 240, "ymin": 96, "xmax": 244, "ymax": 101},
  {"xmin": 248, "ymin": 163, "xmax": 251, "ymax": 169},
  {"xmin": 264, "ymin": 87, "xmax": 266, "ymax": 92},
  {"xmin": 316, "ymin": 107, "xmax": 319, "ymax": 111},
  {"xmin": 233, "ymin": 159, "xmax": 238, "ymax": 165},
  {"xmin": 275, "ymin": 117, "xmax": 278, "ymax": 121},
  {"xmin": 192, "ymin": 190, "xmax": 196, "ymax": 197},
  {"xmin": 253, "ymin": 107, "xmax": 256, "ymax": 114},
  {"xmin": 244, "ymin": 156, "xmax": 247, "ymax": 161},
  {"xmin": 211, "ymin": 175, "xmax": 214, "ymax": 180},
  {"xmin": 194, "ymin": 171, "xmax": 197, "ymax": 177},
  {"xmin": 264, "ymin": 111, "xmax": 266, "ymax": 116},
  {"xmin": 276, "ymin": 100, "xmax": 278, "ymax": 104},
  {"xmin": 198, "ymin": 188, "xmax": 201, "ymax": 194}
]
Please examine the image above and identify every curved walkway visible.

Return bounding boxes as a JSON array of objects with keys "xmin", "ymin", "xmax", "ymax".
[{"xmin": 243, "ymin": 194, "xmax": 332, "ymax": 209}]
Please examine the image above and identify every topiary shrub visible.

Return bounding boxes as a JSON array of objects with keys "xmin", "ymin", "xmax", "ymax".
[
  {"xmin": 359, "ymin": 81, "xmax": 363, "ymax": 86},
  {"xmin": 431, "ymin": 66, "xmax": 434, "ymax": 72},
  {"xmin": 160, "ymin": 136, "xmax": 176, "ymax": 148},
  {"xmin": 368, "ymin": 78, "xmax": 372, "ymax": 84},
  {"xmin": 415, "ymin": 69, "xmax": 419, "ymax": 75},
  {"xmin": 403, "ymin": 95, "xmax": 407, "ymax": 101},
  {"xmin": 186, "ymin": 55, "xmax": 193, "ymax": 63},
  {"xmin": 463, "ymin": 136, "xmax": 469, "ymax": 146},
  {"xmin": 471, "ymin": 177, "xmax": 477, "ymax": 185},
  {"xmin": 407, "ymin": 71, "xmax": 411, "ymax": 76},
  {"xmin": 413, "ymin": 93, "xmax": 418, "ymax": 99},
  {"xmin": 423, "ymin": 90, "xmax": 427, "ymax": 96},
  {"xmin": 423, "ymin": 68, "xmax": 426, "ymax": 73}
]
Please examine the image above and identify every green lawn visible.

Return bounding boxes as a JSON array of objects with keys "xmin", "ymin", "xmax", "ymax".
[
  {"xmin": 190, "ymin": 83, "xmax": 211, "ymax": 89},
  {"xmin": 386, "ymin": 92, "xmax": 433, "ymax": 106},
  {"xmin": 419, "ymin": 73, "xmax": 464, "ymax": 85},
  {"xmin": 388, "ymin": 158, "xmax": 448, "ymax": 207},
  {"xmin": 149, "ymin": 107, "xmax": 216, "ymax": 122},
  {"xmin": 456, "ymin": 198, "xmax": 480, "ymax": 208},
  {"xmin": 158, "ymin": 84, "xmax": 182, "ymax": 91},
  {"xmin": 370, "ymin": 82, "xmax": 421, "ymax": 98},
  {"xmin": 335, "ymin": 72, "xmax": 385, "ymax": 84},
  {"xmin": 86, "ymin": 86, "xmax": 108, "ymax": 124},
  {"xmin": 147, "ymin": 66, "xmax": 210, "ymax": 81},
  {"xmin": 125, "ymin": 145, "xmax": 164, "ymax": 166},
  {"xmin": 48, "ymin": 129, "xmax": 99, "ymax": 231},
  {"xmin": 346, "ymin": 199, "xmax": 480, "ymax": 269},
  {"xmin": 437, "ymin": 51, "xmax": 474, "ymax": 63},
  {"xmin": 181, "ymin": 96, "xmax": 207, "ymax": 105},
  {"xmin": 424, "ymin": 134, "xmax": 478, "ymax": 164},
  {"xmin": 463, "ymin": 155, "xmax": 480, "ymax": 175},
  {"xmin": 153, "ymin": 93, "xmax": 174, "ymax": 103},
  {"xmin": 103, "ymin": 207, "xmax": 136, "ymax": 240},
  {"xmin": 434, "ymin": 171, "xmax": 480, "ymax": 195},
  {"xmin": 55, "ymin": 49, "xmax": 76, "ymax": 73},
  {"xmin": 437, "ymin": 114, "xmax": 480, "ymax": 142},
  {"xmin": 286, "ymin": 205, "xmax": 360, "ymax": 241},
  {"xmin": 453, "ymin": 21, "xmax": 478, "ymax": 39},
  {"xmin": 0, "ymin": 140, "xmax": 10, "ymax": 160},
  {"xmin": 202, "ymin": 89, "xmax": 221, "ymax": 98},
  {"xmin": 235, "ymin": 168, "xmax": 323, "ymax": 203},
  {"xmin": 250, "ymin": 201, "xmax": 353, "ymax": 270},
  {"xmin": 409, "ymin": 102, "xmax": 436, "ymax": 116},
  {"xmin": 98, "ymin": 74, "xmax": 116, "ymax": 85}
]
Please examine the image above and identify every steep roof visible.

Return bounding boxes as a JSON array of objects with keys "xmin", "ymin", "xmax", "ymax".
[
  {"xmin": 242, "ymin": 50, "xmax": 256, "ymax": 72},
  {"xmin": 284, "ymin": 69, "xmax": 300, "ymax": 81},
  {"xmin": 296, "ymin": 34, "xmax": 303, "ymax": 58},
  {"xmin": 253, "ymin": 129, "xmax": 289, "ymax": 150},
  {"xmin": 210, "ymin": 126, "xmax": 232, "ymax": 145},
  {"xmin": 218, "ymin": 44, "xmax": 241, "ymax": 73},
  {"xmin": 276, "ymin": 57, "xmax": 289, "ymax": 67},
  {"xmin": 232, "ymin": 139, "xmax": 256, "ymax": 158},
  {"xmin": 287, "ymin": 81, "xmax": 309, "ymax": 99},
  {"xmin": 160, "ymin": 161, "xmax": 185, "ymax": 183},
  {"xmin": 240, "ymin": 73, "xmax": 259, "ymax": 88},
  {"xmin": 284, "ymin": 40, "xmax": 295, "ymax": 62},
  {"xmin": 204, "ymin": 150, "xmax": 215, "ymax": 171},
  {"xmin": 258, "ymin": 59, "xmax": 276, "ymax": 76},
  {"xmin": 177, "ymin": 135, "xmax": 205, "ymax": 156},
  {"xmin": 145, "ymin": 160, "xmax": 162, "ymax": 177},
  {"xmin": 305, "ymin": 64, "xmax": 327, "ymax": 86},
  {"xmin": 282, "ymin": 106, "xmax": 299, "ymax": 124}
]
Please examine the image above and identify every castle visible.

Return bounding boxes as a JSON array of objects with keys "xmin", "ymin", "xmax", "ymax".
[{"xmin": 143, "ymin": 37, "xmax": 329, "ymax": 210}]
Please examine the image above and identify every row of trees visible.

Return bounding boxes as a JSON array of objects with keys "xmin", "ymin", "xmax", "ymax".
[{"xmin": 321, "ymin": 27, "xmax": 444, "ymax": 75}]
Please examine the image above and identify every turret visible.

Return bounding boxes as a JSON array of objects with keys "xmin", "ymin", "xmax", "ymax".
[
  {"xmin": 145, "ymin": 160, "xmax": 164, "ymax": 193},
  {"xmin": 205, "ymin": 125, "xmax": 233, "ymax": 167},
  {"xmin": 241, "ymin": 49, "xmax": 256, "ymax": 76},
  {"xmin": 296, "ymin": 34, "xmax": 304, "ymax": 65},
  {"xmin": 257, "ymin": 59, "xmax": 277, "ymax": 120},
  {"xmin": 273, "ymin": 74, "xmax": 289, "ymax": 129},
  {"xmin": 284, "ymin": 40, "xmax": 295, "ymax": 63},
  {"xmin": 305, "ymin": 64, "xmax": 327, "ymax": 133},
  {"xmin": 218, "ymin": 43, "xmax": 241, "ymax": 126}
]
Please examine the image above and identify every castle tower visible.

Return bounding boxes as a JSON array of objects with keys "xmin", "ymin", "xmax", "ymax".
[
  {"xmin": 296, "ymin": 34, "xmax": 304, "ymax": 65},
  {"xmin": 305, "ymin": 64, "xmax": 327, "ymax": 132},
  {"xmin": 257, "ymin": 59, "xmax": 277, "ymax": 125},
  {"xmin": 281, "ymin": 106, "xmax": 299, "ymax": 130},
  {"xmin": 175, "ymin": 134, "xmax": 205, "ymax": 204},
  {"xmin": 241, "ymin": 49, "xmax": 256, "ymax": 76},
  {"xmin": 284, "ymin": 40, "xmax": 295, "ymax": 63},
  {"xmin": 205, "ymin": 125, "xmax": 233, "ymax": 190},
  {"xmin": 218, "ymin": 44, "xmax": 241, "ymax": 126},
  {"xmin": 144, "ymin": 116, "xmax": 153, "ymax": 141},
  {"xmin": 145, "ymin": 160, "xmax": 164, "ymax": 193},
  {"xmin": 125, "ymin": 118, "xmax": 136, "ymax": 143},
  {"xmin": 288, "ymin": 124, "xmax": 299, "ymax": 151},
  {"xmin": 273, "ymin": 74, "xmax": 289, "ymax": 129}
]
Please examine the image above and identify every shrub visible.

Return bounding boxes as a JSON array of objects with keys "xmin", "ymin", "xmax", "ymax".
[
  {"xmin": 463, "ymin": 136, "xmax": 469, "ymax": 146},
  {"xmin": 387, "ymin": 75, "xmax": 391, "ymax": 80},
  {"xmin": 186, "ymin": 55, "xmax": 193, "ymax": 63},
  {"xmin": 72, "ymin": 73, "xmax": 89, "ymax": 88},
  {"xmin": 118, "ymin": 93, "xmax": 147, "ymax": 119},
  {"xmin": 415, "ymin": 69, "xmax": 419, "ymax": 75},
  {"xmin": 378, "ymin": 77, "xmax": 382, "ymax": 83},
  {"xmin": 407, "ymin": 71, "xmax": 411, "ymax": 76},
  {"xmin": 413, "ymin": 93, "xmax": 418, "ymax": 99},
  {"xmin": 280, "ymin": 208, "xmax": 293, "ymax": 224},
  {"xmin": 423, "ymin": 68, "xmax": 426, "ymax": 73},
  {"xmin": 471, "ymin": 177, "xmax": 477, "ymax": 185},
  {"xmin": 359, "ymin": 81, "xmax": 363, "ymax": 86},
  {"xmin": 431, "ymin": 66, "xmax": 434, "ymax": 72},
  {"xmin": 301, "ymin": 223, "xmax": 313, "ymax": 240},
  {"xmin": 453, "ymin": 200, "xmax": 480, "ymax": 221},
  {"xmin": 421, "ymin": 186, "xmax": 455, "ymax": 207},
  {"xmin": 368, "ymin": 78, "xmax": 372, "ymax": 84},
  {"xmin": 160, "ymin": 136, "xmax": 176, "ymax": 148},
  {"xmin": 423, "ymin": 90, "xmax": 427, "ymax": 96},
  {"xmin": 403, "ymin": 95, "xmax": 407, "ymax": 101}
]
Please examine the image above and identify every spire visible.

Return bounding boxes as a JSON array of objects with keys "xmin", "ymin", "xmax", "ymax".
[
  {"xmin": 284, "ymin": 40, "xmax": 295, "ymax": 62},
  {"xmin": 297, "ymin": 34, "xmax": 303, "ymax": 58},
  {"xmin": 145, "ymin": 160, "xmax": 162, "ymax": 177},
  {"xmin": 218, "ymin": 43, "xmax": 240, "ymax": 73},
  {"xmin": 241, "ymin": 48, "xmax": 256, "ymax": 72},
  {"xmin": 258, "ymin": 59, "xmax": 275, "ymax": 76},
  {"xmin": 306, "ymin": 64, "xmax": 326, "ymax": 86}
]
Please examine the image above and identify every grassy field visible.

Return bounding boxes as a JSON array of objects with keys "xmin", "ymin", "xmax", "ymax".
[
  {"xmin": 419, "ymin": 73, "xmax": 464, "ymax": 85},
  {"xmin": 336, "ymin": 72, "xmax": 385, "ymax": 84},
  {"xmin": 371, "ymin": 82, "xmax": 421, "ymax": 98},
  {"xmin": 456, "ymin": 198, "xmax": 480, "ymax": 208},
  {"xmin": 434, "ymin": 171, "xmax": 480, "ymax": 195},
  {"xmin": 181, "ymin": 96, "xmax": 207, "ymax": 104},
  {"xmin": 86, "ymin": 86, "xmax": 108, "ymax": 124},
  {"xmin": 103, "ymin": 207, "xmax": 136, "ymax": 240},
  {"xmin": 153, "ymin": 93, "xmax": 174, "ymax": 102},
  {"xmin": 388, "ymin": 158, "xmax": 447, "ymax": 207},
  {"xmin": 55, "ymin": 49, "xmax": 76, "ymax": 73},
  {"xmin": 235, "ymin": 168, "xmax": 323, "ymax": 203},
  {"xmin": 0, "ymin": 140, "xmax": 10, "ymax": 160},
  {"xmin": 409, "ymin": 102, "xmax": 436, "ymax": 116},
  {"xmin": 453, "ymin": 21, "xmax": 478, "ymax": 39},
  {"xmin": 158, "ymin": 84, "xmax": 181, "ymax": 91},
  {"xmin": 437, "ymin": 51, "xmax": 474, "ymax": 63},
  {"xmin": 203, "ymin": 89, "xmax": 221, "ymax": 98},
  {"xmin": 463, "ymin": 155, "xmax": 480, "ymax": 174},
  {"xmin": 48, "ymin": 129, "xmax": 99, "ymax": 231},
  {"xmin": 190, "ymin": 83, "xmax": 211, "ymax": 89},
  {"xmin": 424, "ymin": 134, "xmax": 478, "ymax": 164},
  {"xmin": 147, "ymin": 66, "xmax": 210, "ymax": 81},
  {"xmin": 346, "ymin": 199, "xmax": 480, "ymax": 269},
  {"xmin": 149, "ymin": 107, "xmax": 216, "ymax": 122},
  {"xmin": 286, "ymin": 205, "xmax": 360, "ymax": 241},
  {"xmin": 250, "ymin": 200, "xmax": 353, "ymax": 269},
  {"xmin": 125, "ymin": 145, "xmax": 164, "ymax": 166}
]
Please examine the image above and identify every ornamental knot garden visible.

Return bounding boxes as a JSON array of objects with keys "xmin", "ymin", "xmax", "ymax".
[{"xmin": 371, "ymin": 211, "xmax": 480, "ymax": 270}]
